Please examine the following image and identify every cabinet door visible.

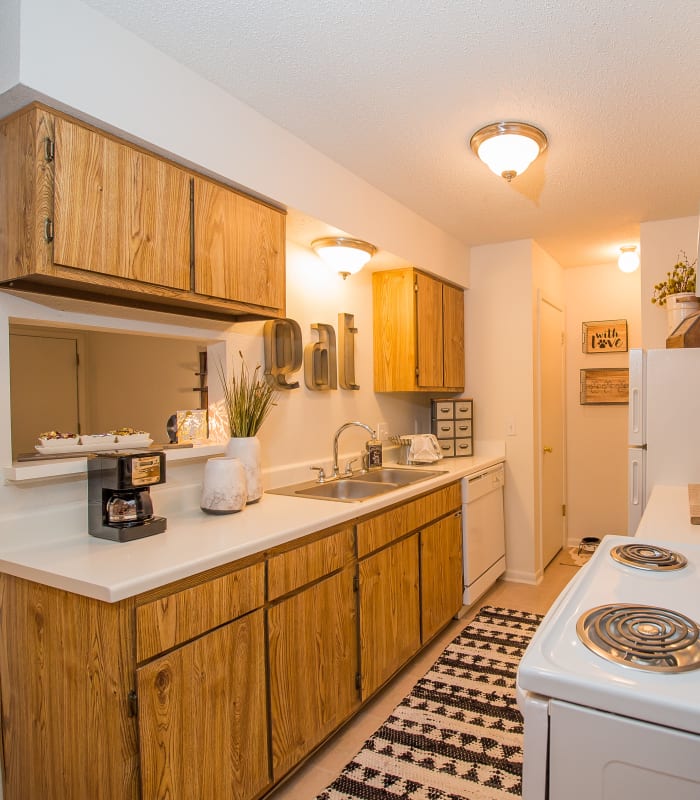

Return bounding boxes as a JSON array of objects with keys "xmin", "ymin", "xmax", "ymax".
[
  {"xmin": 53, "ymin": 116, "xmax": 191, "ymax": 289},
  {"xmin": 136, "ymin": 610, "xmax": 269, "ymax": 800},
  {"xmin": 415, "ymin": 271, "xmax": 444, "ymax": 388},
  {"xmin": 268, "ymin": 567, "xmax": 359, "ymax": 778},
  {"xmin": 421, "ymin": 512, "xmax": 464, "ymax": 643},
  {"xmin": 359, "ymin": 535, "xmax": 420, "ymax": 699},
  {"xmin": 193, "ymin": 177, "xmax": 285, "ymax": 311},
  {"xmin": 442, "ymin": 282, "xmax": 465, "ymax": 389}
]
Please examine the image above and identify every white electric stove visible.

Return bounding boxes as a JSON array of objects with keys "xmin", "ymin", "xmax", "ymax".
[{"xmin": 517, "ymin": 535, "xmax": 700, "ymax": 800}]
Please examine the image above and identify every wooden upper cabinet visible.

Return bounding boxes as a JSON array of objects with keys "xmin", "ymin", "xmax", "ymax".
[
  {"xmin": 53, "ymin": 116, "xmax": 191, "ymax": 289},
  {"xmin": 373, "ymin": 267, "xmax": 465, "ymax": 392},
  {"xmin": 0, "ymin": 103, "xmax": 286, "ymax": 321},
  {"xmin": 193, "ymin": 176, "xmax": 285, "ymax": 312},
  {"xmin": 442, "ymin": 281, "xmax": 465, "ymax": 389}
]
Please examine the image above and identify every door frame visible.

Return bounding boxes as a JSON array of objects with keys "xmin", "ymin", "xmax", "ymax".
[{"xmin": 535, "ymin": 292, "xmax": 567, "ymax": 573}]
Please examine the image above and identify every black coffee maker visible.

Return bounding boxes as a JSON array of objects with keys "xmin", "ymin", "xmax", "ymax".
[{"xmin": 88, "ymin": 451, "xmax": 167, "ymax": 541}]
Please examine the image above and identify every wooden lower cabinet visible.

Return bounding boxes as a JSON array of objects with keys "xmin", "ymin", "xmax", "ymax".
[
  {"xmin": 420, "ymin": 511, "xmax": 464, "ymax": 643},
  {"xmin": 137, "ymin": 609, "xmax": 270, "ymax": 800},
  {"xmin": 359, "ymin": 534, "xmax": 421, "ymax": 699},
  {"xmin": 268, "ymin": 567, "xmax": 359, "ymax": 778}
]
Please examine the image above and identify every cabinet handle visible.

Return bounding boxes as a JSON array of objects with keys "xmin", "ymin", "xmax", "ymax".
[
  {"xmin": 543, "ymin": 446, "xmax": 553, "ymax": 453},
  {"xmin": 44, "ymin": 137, "xmax": 55, "ymax": 162},
  {"xmin": 44, "ymin": 218, "xmax": 54, "ymax": 243}
]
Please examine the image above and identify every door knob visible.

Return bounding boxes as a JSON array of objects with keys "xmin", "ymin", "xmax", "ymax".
[{"xmin": 543, "ymin": 446, "xmax": 553, "ymax": 453}]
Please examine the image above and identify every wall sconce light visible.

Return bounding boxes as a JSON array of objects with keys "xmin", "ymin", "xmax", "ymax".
[
  {"xmin": 311, "ymin": 237, "xmax": 377, "ymax": 279},
  {"xmin": 470, "ymin": 121, "xmax": 548, "ymax": 181},
  {"xmin": 618, "ymin": 245, "xmax": 640, "ymax": 273}
]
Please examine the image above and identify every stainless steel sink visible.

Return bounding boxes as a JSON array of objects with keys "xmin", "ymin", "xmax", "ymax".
[
  {"xmin": 295, "ymin": 479, "xmax": 396, "ymax": 501},
  {"xmin": 354, "ymin": 467, "xmax": 442, "ymax": 485},
  {"xmin": 267, "ymin": 467, "xmax": 447, "ymax": 503}
]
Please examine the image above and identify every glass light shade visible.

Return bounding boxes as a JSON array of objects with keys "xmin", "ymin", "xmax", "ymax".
[
  {"xmin": 470, "ymin": 122, "xmax": 548, "ymax": 181},
  {"xmin": 311, "ymin": 237, "xmax": 377, "ymax": 278},
  {"xmin": 618, "ymin": 246, "xmax": 640, "ymax": 273}
]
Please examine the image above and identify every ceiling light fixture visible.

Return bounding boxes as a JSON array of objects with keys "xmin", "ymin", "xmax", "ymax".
[
  {"xmin": 618, "ymin": 245, "xmax": 640, "ymax": 273},
  {"xmin": 311, "ymin": 237, "xmax": 377, "ymax": 279},
  {"xmin": 470, "ymin": 121, "xmax": 548, "ymax": 181}
]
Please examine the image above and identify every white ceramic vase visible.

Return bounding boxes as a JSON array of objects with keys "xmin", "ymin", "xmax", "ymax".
[
  {"xmin": 224, "ymin": 436, "xmax": 263, "ymax": 503},
  {"xmin": 665, "ymin": 292, "xmax": 700, "ymax": 335},
  {"xmin": 200, "ymin": 457, "xmax": 247, "ymax": 514}
]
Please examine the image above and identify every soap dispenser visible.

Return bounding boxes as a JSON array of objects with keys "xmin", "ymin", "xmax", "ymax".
[{"xmin": 365, "ymin": 435, "xmax": 383, "ymax": 469}]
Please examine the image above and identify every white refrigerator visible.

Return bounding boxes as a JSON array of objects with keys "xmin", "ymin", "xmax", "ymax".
[{"xmin": 628, "ymin": 347, "xmax": 700, "ymax": 534}]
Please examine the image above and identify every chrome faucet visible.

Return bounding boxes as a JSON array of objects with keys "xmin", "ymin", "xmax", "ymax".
[{"xmin": 332, "ymin": 421, "xmax": 375, "ymax": 478}]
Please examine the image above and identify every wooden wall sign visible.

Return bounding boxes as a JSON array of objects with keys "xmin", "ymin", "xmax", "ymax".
[
  {"xmin": 580, "ymin": 368, "xmax": 629, "ymax": 405},
  {"xmin": 582, "ymin": 319, "xmax": 628, "ymax": 353}
]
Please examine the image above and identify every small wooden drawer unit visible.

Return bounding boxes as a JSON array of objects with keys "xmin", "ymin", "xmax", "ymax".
[{"xmin": 431, "ymin": 397, "xmax": 473, "ymax": 458}]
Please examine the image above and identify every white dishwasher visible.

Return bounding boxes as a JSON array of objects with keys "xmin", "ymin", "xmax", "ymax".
[{"xmin": 461, "ymin": 464, "xmax": 506, "ymax": 605}]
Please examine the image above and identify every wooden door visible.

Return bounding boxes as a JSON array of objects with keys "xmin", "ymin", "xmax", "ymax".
[
  {"xmin": 9, "ymin": 331, "xmax": 80, "ymax": 458},
  {"xmin": 137, "ymin": 610, "xmax": 270, "ymax": 800},
  {"xmin": 442, "ymin": 282, "xmax": 465, "ymax": 389},
  {"xmin": 268, "ymin": 568, "xmax": 359, "ymax": 778},
  {"xmin": 359, "ymin": 535, "xmax": 420, "ymax": 699},
  {"xmin": 415, "ymin": 272, "xmax": 444, "ymax": 388},
  {"xmin": 539, "ymin": 296, "xmax": 566, "ymax": 567},
  {"xmin": 372, "ymin": 268, "xmax": 418, "ymax": 392},
  {"xmin": 193, "ymin": 177, "xmax": 285, "ymax": 311},
  {"xmin": 53, "ymin": 116, "xmax": 191, "ymax": 289},
  {"xmin": 420, "ymin": 512, "xmax": 463, "ymax": 643}
]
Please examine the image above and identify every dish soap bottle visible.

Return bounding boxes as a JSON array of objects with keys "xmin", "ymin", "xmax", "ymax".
[{"xmin": 365, "ymin": 436, "xmax": 383, "ymax": 470}]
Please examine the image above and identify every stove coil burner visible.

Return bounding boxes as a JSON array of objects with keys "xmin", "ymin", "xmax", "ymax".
[
  {"xmin": 577, "ymin": 604, "xmax": 700, "ymax": 673},
  {"xmin": 610, "ymin": 543, "xmax": 688, "ymax": 571}
]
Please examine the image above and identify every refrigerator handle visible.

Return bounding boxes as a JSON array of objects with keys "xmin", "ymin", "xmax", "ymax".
[
  {"xmin": 631, "ymin": 458, "xmax": 639, "ymax": 505},
  {"xmin": 630, "ymin": 386, "xmax": 641, "ymax": 438}
]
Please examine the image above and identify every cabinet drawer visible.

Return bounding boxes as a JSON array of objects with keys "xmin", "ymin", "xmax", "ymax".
[
  {"xmin": 455, "ymin": 420, "xmax": 473, "ymax": 436},
  {"xmin": 455, "ymin": 438, "xmax": 473, "ymax": 456},
  {"xmin": 432, "ymin": 400, "xmax": 455, "ymax": 420},
  {"xmin": 136, "ymin": 562, "xmax": 265, "ymax": 662},
  {"xmin": 455, "ymin": 401, "xmax": 473, "ymax": 419},
  {"xmin": 434, "ymin": 421, "xmax": 455, "ymax": 439},
  {"xmin": 357, "ymin": 483, "xmax": 461, "ymax": 557},
  {"xmin": 268, "ymin": 528, "xmax": 354, "ymax": 601},
  {"xmin": 438, "ymin": 440, "xmax": 455, "ymax": 457}
]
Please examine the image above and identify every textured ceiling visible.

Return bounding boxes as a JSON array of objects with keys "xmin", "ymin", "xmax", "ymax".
[{"xmin": 83, "ymin": 0, "xmax": 700, "ymax": 267}]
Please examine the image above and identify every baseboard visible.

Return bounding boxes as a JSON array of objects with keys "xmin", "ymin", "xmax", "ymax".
[{"xmin": 503, "ymin": 568, "xmax": 543, "ymax": 585}]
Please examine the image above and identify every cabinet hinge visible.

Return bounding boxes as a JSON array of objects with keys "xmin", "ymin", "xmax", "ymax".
[
  {"xmin": 44, "ymin": 137, "xmax": 55, "ymax": 162},
  {"xmin": 43, "ymin": 218, "xmax": 54, "ymax": 243},
  {"xmin": 562, "ymin": 504, "xmax": 567, "ymax": 517},
  {"xmin": 355, "ymin": 673, "xmax": 362, "ymax": 691},
  {"xmin": 352, "ymin": 575, "xmax": 359, "ymax": 592},
  {"xmin": 127, "ymin": 689, "xmax": 138, "ymax": 718}
]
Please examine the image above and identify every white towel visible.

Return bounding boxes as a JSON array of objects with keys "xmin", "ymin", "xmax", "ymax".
[{"xmin": 405, "ymin": 434, "xmax": 442, "ymax": 463}]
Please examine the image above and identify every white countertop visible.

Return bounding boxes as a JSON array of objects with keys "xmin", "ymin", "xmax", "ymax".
[
  {"xmin": 635, "ymin": 484, "xmax": 700, "ymax": 544},
  {"xmin": 0, "ymin": 453, "xmax": 504, "ymax": 603}
]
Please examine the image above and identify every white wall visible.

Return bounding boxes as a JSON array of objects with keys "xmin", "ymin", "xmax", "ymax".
[
  {"xmin": 467, "ymin": 240, "xmax": 537, "ymax": 582},
  {"xmin": 1, "ymin": 0, "xmax": 469, "ymax": 288},
  {"xmin": 0, "ymin": 0, "xmax": 20, "ymax": 96},
  {"xmin": 564, "ymin": 261, "xmax": 641, "ymax": 544},
  {"xmin": 640, "ymin": 216, "xmax": 699, "ymax": 349}
]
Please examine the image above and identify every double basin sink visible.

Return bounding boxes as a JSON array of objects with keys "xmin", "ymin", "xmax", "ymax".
[{"xmin": 268, "ymin": 467, "xmax": 446, "ymax": 503}]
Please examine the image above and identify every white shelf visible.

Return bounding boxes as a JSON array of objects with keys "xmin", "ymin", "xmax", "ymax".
[{"xmin": 3, "ymin": 443, "xmax": 226, "ymax": 483}]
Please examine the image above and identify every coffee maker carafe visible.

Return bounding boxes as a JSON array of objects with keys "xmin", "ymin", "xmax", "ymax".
[{"xmin": 88, "ymin": 451, "xmax": 167, "ymax": 541}]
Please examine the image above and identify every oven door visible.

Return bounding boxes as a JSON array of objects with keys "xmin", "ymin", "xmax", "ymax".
[{"xmin": 549, "ymin": 700, "xmax": 700, "ymax": 800}]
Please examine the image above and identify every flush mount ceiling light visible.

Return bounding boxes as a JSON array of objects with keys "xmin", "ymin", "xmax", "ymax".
[
  {"xmin": 618, "ymin": 245, "xmax": 640, "ymax": 273},
  {"xmin": 470, "ymin": 121, "xmax": 548, "ymax": 181},
  {"xmin": 311, "ymin": 237, "xmax": 377, "ymax": 279}
]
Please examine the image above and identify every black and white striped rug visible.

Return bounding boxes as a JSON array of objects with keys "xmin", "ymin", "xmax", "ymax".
[{"xmin": 316, "ymin": 606, "xmax": 543, "ymax": 800}]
